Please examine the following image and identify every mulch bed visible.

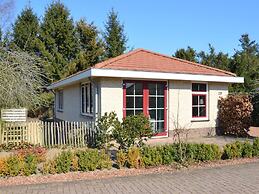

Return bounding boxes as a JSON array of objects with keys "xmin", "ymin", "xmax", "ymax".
[{"xmin": 1, "ymin": 157, "xmax": 259, "ymax": 187}]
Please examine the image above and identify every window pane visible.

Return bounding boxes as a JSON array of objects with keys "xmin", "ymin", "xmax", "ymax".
[
  {"xmin": 135, "ymin": 110, "xmax": 143, "ymax": 115},
  {"xmin": 126, "ymin": 110, "xmax": 134, "ymax": 116},
  {"xmin": 192, "ymin": 107, "xmax": 198, "ymax": 117},
  {"xmin": 157, "ymin": 122, "xmax": 164, "ymax": 132},
  {"xmin": 149, "ymin": 109, "xmax": 156, "ymax": 120},
  {"xmin": 192, "ymin": 83, "xmax": 199, "ymax": 91},
  {"xmin": 81, "ymin": 87, "xmax": 85, "ymax": 113},
  {"xmin": 157, "ymin": 97, "xmax": 164, "ymax": 108},
  {"xmin": 157, "ymin": 83, "xmax": 164, "ymax": 95},
  {"xmin": 135, "ymin": 83, "xmax": 143, "ymax": 95},
  {"xmin": 199, "ymin": 84, "xmax": 207, "ymax": 92},
  {"xmin": 148, "ymin": 83, "xmax": 156, "ymax": 95},
  {"xmin": 126, "ymin": 83, "xmax": 134, "ymax": 95},
  {"xmin": 135, "ymin": 97, "xmax": 143, "ymax": 108},
  {"xmin": 192, "ymin": 95, "xmax": 198, "ymax": 105},
  {"xmin": 149, "ymin": 97, "xmax": 156, "ymax": 108},
  {"xmin": 150, "ymin": 121, "xmax": 156, "ymax": 132},
  {"xmin": 199, "ymin": 95, "xmax": 206, "ymax": 105},
  {"xmin": 157, "ymin": 109, "xmax": 164, "ymax": 120},
  {"xmin": 126, "ymin": 97, "xmax": 134, "ymax": 108},
  {"xmin": 199, "ymin": 107, "xmax": 206, "ymax": 117}
]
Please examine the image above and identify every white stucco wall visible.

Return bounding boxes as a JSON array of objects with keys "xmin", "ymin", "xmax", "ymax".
[
  {"xmin": 99, "ymin": 78, "xmax": 123, "ymax": 120},
  {"xmin": 55, "ymin": 77, "xmax": 229, "ymax": 132},
  {"xmin": 55, "ymin": 82, "xmax": 95, "ymax": 122},
  {"xmin": 168, "ymin": 80, "xmax": 228, "ymax": 131}
]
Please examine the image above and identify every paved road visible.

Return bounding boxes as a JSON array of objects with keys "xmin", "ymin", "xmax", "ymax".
[{"xmin": 1, "ymin": 162, "xmax": 259, "ymax": 194}]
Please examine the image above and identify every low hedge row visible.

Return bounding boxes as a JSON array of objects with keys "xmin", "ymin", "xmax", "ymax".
[
  {"xmin": 42, "ymin": 149, "xmax": 112, "ymax": 174},
  {"xmin": 1, "ymin": 139, "xmax": 259, "ymax": 177},
  {"xmin": 117, "ymin": 139, "xmax": 259, "ymax": 168}
]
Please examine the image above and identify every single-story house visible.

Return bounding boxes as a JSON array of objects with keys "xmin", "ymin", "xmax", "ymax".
[{"xmin": 48, "ymin": 49, "xmax": 244, "ymax": 138}]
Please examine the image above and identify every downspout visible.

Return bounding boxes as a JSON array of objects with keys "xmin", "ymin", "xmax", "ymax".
[{"xmin": 50, "ymin": 89, "xmax": 56, "ymax": 121}]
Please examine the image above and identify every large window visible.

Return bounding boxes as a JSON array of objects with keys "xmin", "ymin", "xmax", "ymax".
[
  {"xmin": 81, "ymin": 83, "xmax": 93, "ymax": 115},
  {"xmin": 57, "ymin": 90, "xmax": 63, "ymax": 111},
  {"xmin": 123, "ymin": 81, "xmax": 167, "ymax": 135},
  {"xmin": 192, "ymin": 83, "xmax": 207, "ymax": 118}
]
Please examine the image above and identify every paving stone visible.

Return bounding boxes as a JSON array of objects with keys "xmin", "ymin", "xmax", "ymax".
[{"xmin": 1, "ymin": 162, "xmax": 259, "ymax": 193}]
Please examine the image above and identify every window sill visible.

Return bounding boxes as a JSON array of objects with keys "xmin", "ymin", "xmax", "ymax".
[
  {"xmin": 57, "ymin": 109, "xmax": 63, "ymax": 112},
  {"xmin": 81, "ymin": 113, "xmax": 94, "ymax": 117},
  {"xmin": 191, "ymin": 118, "xmax": 209, "ymax": 122}
]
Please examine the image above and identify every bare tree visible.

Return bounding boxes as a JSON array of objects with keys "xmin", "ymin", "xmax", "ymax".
[{"xmin": 0, "ymin": 46, "xmax": 47, "ymax": 109}]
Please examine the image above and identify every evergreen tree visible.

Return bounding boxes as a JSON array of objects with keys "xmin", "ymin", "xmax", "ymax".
[
  {"xmin": 12, "ymin": 6, "xmax": 39, "ymax": 52},
  {"xmin": 39, "ymin": 1, "xmax": 77, "ymax": 81},
  {"xmin": 198, "ymin": 44, "xmax": 230, "ymax": 71},
  {"xmin": 230, "ymin": 34, "xmax": 259, "ymax": 92},
  {"xmin": 174, "ymin": 46, "xmax": 198, "ymax": 62},
  {"xmin": 64, "ymin": 19, "xmax": 104, "ymax": 76},
  {"xmin": 103, "ymin": 8, "xmax": 127, "ymax": 58}
]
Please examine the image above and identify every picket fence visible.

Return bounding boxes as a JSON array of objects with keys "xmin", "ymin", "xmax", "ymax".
[{"xmin": 0, "ymin": 121, "xmax": 96, "ymax": 147}]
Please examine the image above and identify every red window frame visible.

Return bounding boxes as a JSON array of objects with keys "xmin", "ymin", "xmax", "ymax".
[
  {"xmin": 192, "ymin": 94, "xmax": 207, "ymax": 118},
  {"xmin": 123, "ymin": 80, "xmax": 168, "ymax": 137}
]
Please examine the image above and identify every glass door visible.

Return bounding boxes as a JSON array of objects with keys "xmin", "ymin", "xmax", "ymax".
[
  {"xmin": 123, "ymin": 81, "xmax": 167, "ymax": 136},
  {"xmin": 148, "ymin": 83, "xmax": 166, "ymax": 133}
]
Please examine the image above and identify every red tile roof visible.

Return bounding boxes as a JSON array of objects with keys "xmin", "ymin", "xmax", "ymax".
[{"xmin": 94, "ymin": 48, "xmax": 236, "ymax": 77}]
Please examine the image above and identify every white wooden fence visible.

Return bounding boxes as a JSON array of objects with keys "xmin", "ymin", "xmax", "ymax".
[{"xmin": 0, "ymin": 121, "xmax": 95, "ymax": 147}]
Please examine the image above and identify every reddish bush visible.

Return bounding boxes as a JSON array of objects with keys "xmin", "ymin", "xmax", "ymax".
[{"xmin": 218, "ymin": 94, "xmax": 253, "ymax": 136}]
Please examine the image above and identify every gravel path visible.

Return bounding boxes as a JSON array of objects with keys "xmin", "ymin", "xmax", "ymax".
[{"xmin": 1, "ymin": 160, "xmax": 259, "ymax": 194}]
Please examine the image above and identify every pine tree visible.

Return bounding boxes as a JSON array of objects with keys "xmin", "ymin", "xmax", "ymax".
[
  {"xmin": 64, "ymin": 19, "xmax": 104, "ymax": 76},
  {"xmin": 39, "ymin": 1, "xmax": 77, "ymax": 81},
  {"xmin": 230, "ymin": 34, "xmax": 259, "ymax": 92},
  {"xmin": 198, "ymin": 44, "xmax": 230, "ymax": 71},
  {"xmin": 12, "ymin": 6, "xmax": 39, "ymax": 52},
  {"xmin": 174, "ymin": 46, "xmax": 198, "ymax": 62},
  {"xmin": 103, "ymin": 8, "xmax": 127, "ymax": 58}
]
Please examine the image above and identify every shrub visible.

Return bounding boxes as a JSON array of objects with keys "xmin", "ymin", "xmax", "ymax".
[
  {"xmin": 127, "ymin": 147, "xmax": 142, "ymax": 168},
  {"xmin": 42, "ymin": 160, "xmax": 56, "ymax": 174},
  {"xmin": 242, "ymin": 141, "xmax": 253, "ymax": 158},
  {"xmin": 222, "ymin": 141, "xmax": 244, "ymax": 159},
  {"xmin": 113, "ymin": 113, "xmax": 153, "ymax": 150},
  {"xmin": 94, "ymin": 112, "xmax": 119, "ymax": 149},
  {"xmin": 141, "ymin": 146, "xmax": 163, "ymax": 167},
  {"xmin": 251, "ymin": 93, "xmax": 259, "ymax": 127},
  {"xmin": 218, "ymin": 95, "xmax": 253, "ymax": 136},
  {"xmin": 116, "ymin": 150, "xmax": 127, "ymax": 168},
  {"xmin": 253, "ymin": 138, "xmax": 259, "ymax": 156},
  {"xmin": 0, "ymin": 158, "xmax": 8, "ymax": 177},
  {"xmin": 55, "ymin": 151, "xmax": 73, "ymax": 173},
  {"xmin": 6, "ymin": 155, "xmax": 22, "ymax": 176},
  {"xmin": 76, "ymin": 149, "xmax": 99, "ymax": 171},
  {"xmin": 16, "ymin": 146, "xmax": 47, "ymax": 162},
  {"xmin": 23, "ymin": 154, "xmax": 38, "ymax": 176},
  {"xmin": 98, "ymin": 150, "xmax": 112, "ymax": 170},
  {"xmin": 160, "ymin": 145, "xmax": 176, "ymax": 165}
]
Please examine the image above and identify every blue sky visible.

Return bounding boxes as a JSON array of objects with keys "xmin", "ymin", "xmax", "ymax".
[{"xmin": 13, "ymin": 0, "xmax": 259, "ymax": 56}]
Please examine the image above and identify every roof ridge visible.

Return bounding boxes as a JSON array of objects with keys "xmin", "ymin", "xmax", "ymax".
[{"xmin": 139, "ymin": 49, "xmax": 236, "ymax": 77}]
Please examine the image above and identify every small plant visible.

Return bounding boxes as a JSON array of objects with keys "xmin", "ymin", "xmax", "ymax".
[
  {"xmin": 242, "ymin": 141, "xmax": 253, "ymax": 158},
  {"xmin": 77, "ymin": 149, "xmax": 100, "ymax": 171},
  {"xmin": 23, "ymin": 154, "xmax": 38, "ymax": 176},
  {"xmin": 6, "ymin": 155, "xmax": 22, "ymax": 176},
  {"xmin": 97, "ymin": 150, "xmax": 112, "ymax": 170},
  {"xmin": 55, "ymin": 151, "xmax": 73, "ymax": 173},
  {"xmin": 113, "ymin": 113, "xmax": 153, "ymax": 150},
  {"xmin": 222, "ymin": 141, "xmax": 244, "ymax": 159},
  {"xmin": 141, "ymin": 146, "xmax": 163, "ymax": 167},
  {"xmin": 116, "ymin": 150, "xmax": 127, "ymax": 168},
  {"xmin": 94, "ymin": 112, "xmax": 119, "ymax": 149},
  {"xmin": 0, "ymin": 158, "xmax": 8, "ymax": 177},
  {"xmin": 42, "ymin": 160, "xmax": 57, "ymax": 175},
  {"xmin": 127, "ymin": 147, "xmax": 142, "ymax": 168},
  {"xmin": 253, "ymin": 138, "xmax": 259, "ymax": 157}
]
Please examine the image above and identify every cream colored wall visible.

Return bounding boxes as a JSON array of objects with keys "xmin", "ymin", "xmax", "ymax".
[
  {"xmin": 168, "ymin": 80, "xmax": 228, "ymax": 131},
  {"xmin": 99, "ymin": 78, "xmax": 123, "ymax": 120},
  {"xmin": 55, "ymin": 83, "xmax": 94, "ymax": 122}
]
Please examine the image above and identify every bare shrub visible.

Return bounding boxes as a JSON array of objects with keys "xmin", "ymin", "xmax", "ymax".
[{"xmin": 218, "ymin": 94, "xmax": 253, "ymax": 136}]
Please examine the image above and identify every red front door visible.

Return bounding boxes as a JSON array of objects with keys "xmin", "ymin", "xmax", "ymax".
[{"xmin": 123, "ymin": 80, "xmax": 167, "ymax": 136}]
